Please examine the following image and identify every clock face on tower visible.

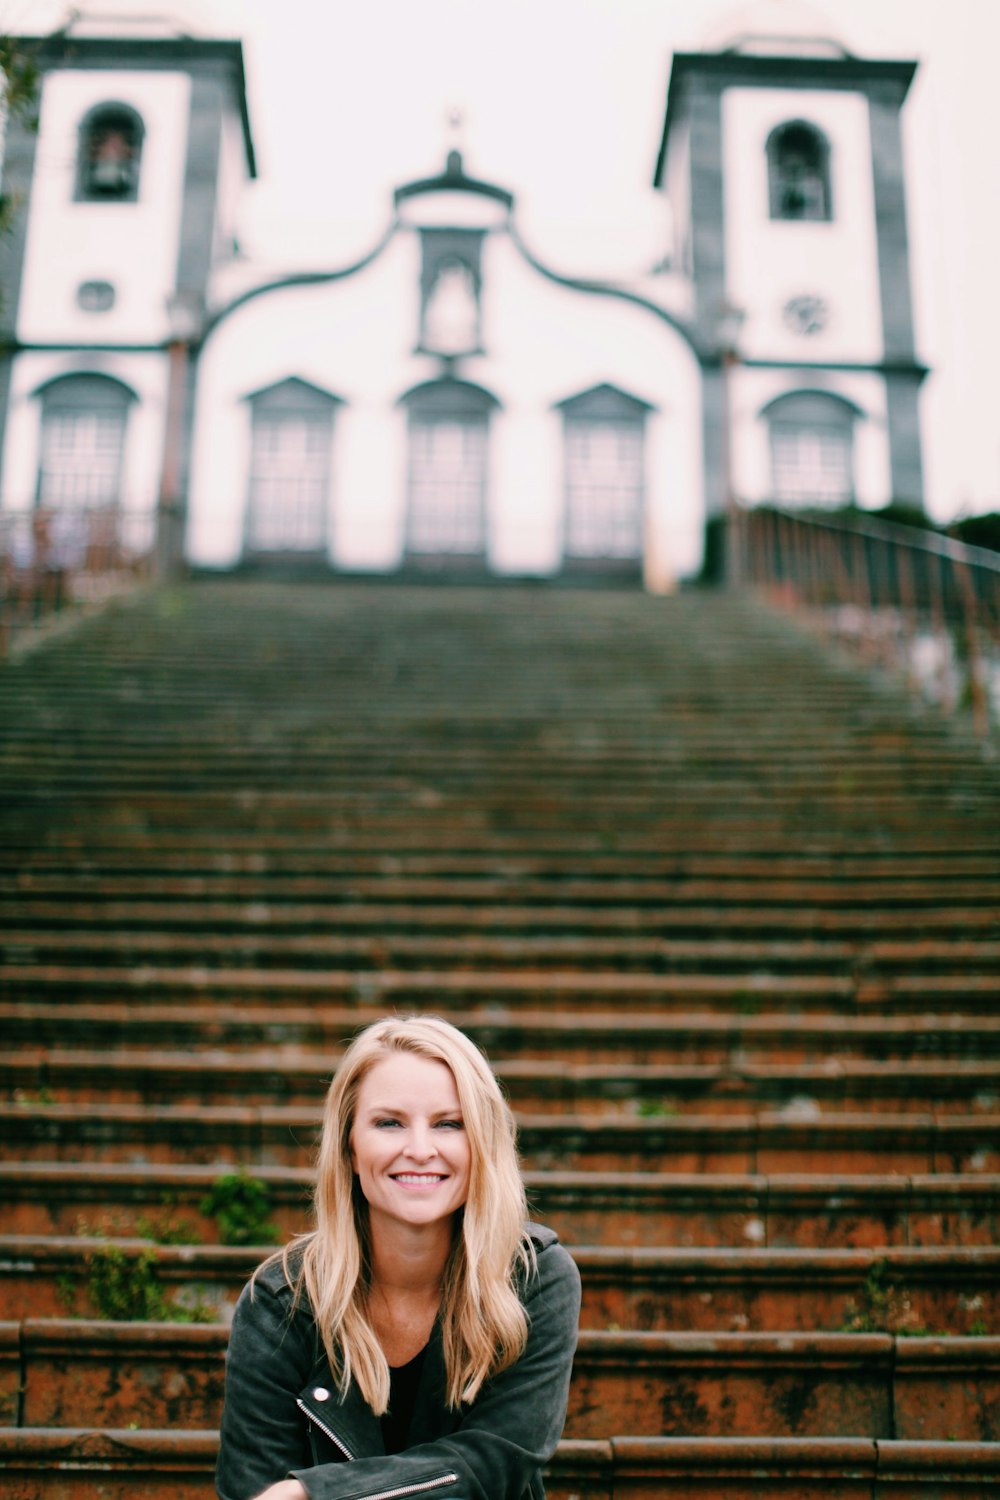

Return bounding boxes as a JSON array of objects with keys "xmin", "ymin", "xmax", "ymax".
[{"xmin": 783, "ymin": 294, "xmax": 830, "ymax": 336}]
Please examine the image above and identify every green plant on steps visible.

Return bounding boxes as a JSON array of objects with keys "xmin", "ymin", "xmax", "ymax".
[
  {"xmin": 59, "ymin": 1243, "xmax": 214, "ymax": 1322},
  {"xmin": 840, "ymin": 1258, "xmax": 928, "ymax": 1336},
  {"xmin": 201, "ymin": 1170, "xmax": 280, "ymax": 1246}
]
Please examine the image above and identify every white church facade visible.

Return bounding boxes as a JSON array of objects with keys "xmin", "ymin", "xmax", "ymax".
[{"xmin": 0, "ymin": 15, "xmax": 926, "ymax": 587}]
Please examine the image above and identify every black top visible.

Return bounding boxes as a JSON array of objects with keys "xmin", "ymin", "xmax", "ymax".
[{"xmin": 380, "ymin": 1344, "xmax": 428, "ymax": 1455}]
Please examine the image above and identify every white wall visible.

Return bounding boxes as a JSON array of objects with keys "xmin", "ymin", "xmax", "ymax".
[
  {"xmin": 17, "ymin": 69, "xmax": 190, "ymax": 345},
  {"xmin": 722, "ymin": 87, "xmax": 883, "ymax": 365},
  {"xmin": 187, "ymin": 216, "xmax": 705, "ymax": 582}
]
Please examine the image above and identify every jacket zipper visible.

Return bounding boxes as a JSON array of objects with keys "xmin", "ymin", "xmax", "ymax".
[
  {"xmin": 294, "ymin": 1399, "xmax": 457, "ymax": 1499},
  {"xmin": 349, "ymin": 1478, "xmax": 459, "ymax": 1500},
  {"xmin": 295, "ymin": 1396, "xmax": 355, "ymax": 1460}
]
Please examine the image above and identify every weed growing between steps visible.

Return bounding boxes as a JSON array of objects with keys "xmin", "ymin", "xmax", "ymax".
[
  {"xmin": 200, "ymin": 1170, "xmax": 279, "ymax": 1245},
  {"xmin": 56, "ymin": 1173, "xmax": 280, "ymax": 1319},
  {"xmin": 58, "ymin": 1244, "xmax": 214, "ymax": 1323},
  {"xmin": 841, "ymin": 1260, "xmax": 928, "ymax": 1335}
]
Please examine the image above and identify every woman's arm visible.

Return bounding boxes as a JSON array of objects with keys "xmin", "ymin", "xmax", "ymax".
[{"xmin": 216, "ymin": 1274, "xmax": 317, "ymax": 1500}]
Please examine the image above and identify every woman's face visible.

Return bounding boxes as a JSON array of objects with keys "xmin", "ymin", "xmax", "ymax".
[{"xmin": 350, "ymin": 1051, "xmax": 472, "ymax": 1233}]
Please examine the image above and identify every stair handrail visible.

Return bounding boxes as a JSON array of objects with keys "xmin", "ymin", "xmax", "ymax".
[
  {"xmin": 0, "ymin": 501, "xmax": 156, "ymax": 659},
  {"xmin": 731, "ymin": 502, "xmax": 999, "ymax": 742}
]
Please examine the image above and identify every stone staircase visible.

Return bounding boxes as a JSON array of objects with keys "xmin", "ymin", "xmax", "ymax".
[{"xmin": 0, "ymin": 577, "xmax": 998, "ymax": 1498}]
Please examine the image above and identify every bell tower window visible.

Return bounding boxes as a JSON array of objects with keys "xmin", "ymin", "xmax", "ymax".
[
  {"xmin": 766, "ymin": 120, "xmax": 832, "ymax": 222},
  {"xmin": 76, "ymin": 103, "xmax": 145, "ymax": 202}
]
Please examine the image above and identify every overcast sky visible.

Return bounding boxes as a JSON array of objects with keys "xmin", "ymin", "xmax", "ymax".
[{"xmin": 13, "ymin": 0, "xmax": 1000, "ymax": 519}]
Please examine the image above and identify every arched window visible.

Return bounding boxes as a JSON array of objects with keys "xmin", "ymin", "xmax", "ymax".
[
  {"xmin": 35, "ymin": 373, "xmax": 135, "ymax": 509},
  {"xmin": 244, "ymin": 378, "xmax": 341, "ymax": 555},
  {"xmin": 76, "ymin": 103, "xmax": 145, "ymax": 202},
  {"xmin": 400, "ymin": 379, "xmax": 499, "ymax": 563},
  {"xmin": 766, "ymin": 120, "xmax": 831, "ymax": 222},
  {"xmin": 555, "ymin": 384, "xmax": 654, "ymax": 570},
  {"xmin": 764, "ymin": 390, "xmax": 860, "ymax": 505}
]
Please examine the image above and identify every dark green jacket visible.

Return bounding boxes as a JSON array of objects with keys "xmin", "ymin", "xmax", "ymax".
[{"xmin": 216, "ymin": 1222, "xmax": 581, "ymax": 1500}]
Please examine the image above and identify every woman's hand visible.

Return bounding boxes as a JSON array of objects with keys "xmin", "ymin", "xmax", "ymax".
[{"xmin": 252, "ymin": 1481, "xmax": 308, "ymax": 1500}]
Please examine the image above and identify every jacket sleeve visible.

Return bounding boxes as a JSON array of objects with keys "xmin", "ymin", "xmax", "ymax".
[
  {"xmin": 216, "ymin": 1273, "xmax": 318, "ymax": 1500},
  {"xmin": 290, "ymin": 1239, "xmax": 582, "ymax": 1500}
]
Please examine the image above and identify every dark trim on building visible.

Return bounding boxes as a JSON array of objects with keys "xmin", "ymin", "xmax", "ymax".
[
  {"xmin": 201, "ymin": 221, "xmax": 398, "ymax": 341},
  {"xmin": 242, "ymin": 376, "xmax": 345, "ymax": 409},
  {"xmin": 654, "ymin": 51, "xmax": 917, "ymax": 184},
  {"xmin": 715, "ymin": 356, "xmax": 930, "ymax": 378},
  {"xmin": 398, "ymin": 376, "xmax": 501, "ymax": 417},
  {"xmin": 507, "ymin": 223, "xmax": 697, "ymax": 353},
  {"xmin": 0, "ymin": 101, "xmax": 40, "ymax": 478},
  {"xmin": 14, "ymin": 33, "xmax": 256, "ymax": 176},
  {"xmin": 175, "ymin": 71, "xmax": 224, "ymax": 303},
  {"xmin": 885, "ymin": 369, "xmax": 925, "ymax": 505},
  {"xmin": 554, "ymin": 382, "xmax": 657, "ymax": 418},
  {"xmin": 869, "ymin": 83, "xmax": 917, "ymax": 362},
  {"xmin": 394, "ymin": 151, "xmax": 513, "ymax": 210},
  {"xmin": 687, "ymin": 79, "xmax": 727, "ymax": 349},
  {"xmin": 0, "ymin": 342, "xmax": 179, "ymax": 353},
  {"xmin": 701, "ymin": 362, "xmax": 726, "ymax": 523},
  {"xmin": 760, "ymin": 387, "xmax": 864, "ymax": 420}
]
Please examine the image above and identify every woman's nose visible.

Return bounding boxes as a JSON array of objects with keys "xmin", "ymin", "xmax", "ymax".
[{"xmin": 403, "ymin": 1124, "xmax": 434, "ymax": 1160}]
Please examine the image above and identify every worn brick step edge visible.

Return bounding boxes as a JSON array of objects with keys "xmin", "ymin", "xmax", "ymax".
[
  {"xmin": 3, "ymin": 963, "xmax": 996, "ymax": 1014},
  {"xmin": 4, "ymin": 1322, "xmax": 1000, "ymax": 1439},
  {"xmin": 4, "ymin": 934, "xmax": 999, "ymax": 979},
  {"xmin": 2, "ymin": 1103, "xmax": 996, "ymax": 1175},
  {"xmin": 5, "ymin": 1002, "xmax": 999, "ymax": 1063},
  {"xmin": 8, "ymin": 1049, "xmax": 1000, "ymax": 1115},
  {"xmin": 5, "ymin": 899, "xmax": 999, "ymax": 935},
  {"xmin": 7, "ymin": 1237, "xmax": 996, "ymax": 1333},
  {"xmin": 1, "ymin": 1432, "xmax": 999, "ymax": 1500},
  {"xmin": 4, "ymin": 850, "xmax": 997, "ymax": 877},
  {"xmin": 2, "ymin": 1162, "xmax": 997, "ymax": 1248},
  {"xmin": 7, "ymin": 875, "xmax": 1000, "ymax": 907}
]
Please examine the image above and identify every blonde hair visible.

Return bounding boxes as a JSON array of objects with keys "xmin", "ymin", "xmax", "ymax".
[{"xmin": 265, "ymin": 1014, "xmax": 533, "ymax": 1414}]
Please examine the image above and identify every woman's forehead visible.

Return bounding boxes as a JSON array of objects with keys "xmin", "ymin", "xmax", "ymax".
[{"xmin": 356, "ymin": 1050, "xmax": 461, "ymax": 1109}]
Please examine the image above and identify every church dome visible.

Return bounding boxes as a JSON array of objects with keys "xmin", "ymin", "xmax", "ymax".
[{"xmin": 699, "ymin": 0, "xmax": 856, "ymax": 59}]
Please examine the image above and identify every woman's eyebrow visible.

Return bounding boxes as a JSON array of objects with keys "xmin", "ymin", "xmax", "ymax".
[{"xmin": 361, "ymin": 1102, "xmax": 463, "ymax": 1118}]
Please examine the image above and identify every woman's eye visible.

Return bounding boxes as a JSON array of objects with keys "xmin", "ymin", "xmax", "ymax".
[
  {"xmin": 375, "ymin": 1118, "xmax": 401, "ymax": 1128},
  {"xmin": 436, "ymin": 1119, "xmax": 464, "ymax": 1130}
]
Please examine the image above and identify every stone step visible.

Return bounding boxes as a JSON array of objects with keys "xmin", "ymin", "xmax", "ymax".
[
  {"xmin": 6, "ymin": 874, "xmax": 1000, "ymax": 912},
  {"xmin": 5, "ymin": 850, "xmax": 998, "ymax": 879},
  {"xmin": 2, "ymin": 1101, "xmax": 996, "ymax": 1173},
  {"xmin": 3, "ymin": 929, "xmax": 997, "ymax": 976},
  {"xmin": 2, "ymin": 1162, "xmax": 996, "ymax": 1250},
  {"xmin": 3, "ymin": 962, "xmax": 996, "ymax": 1014},
  {"xmin": 4, "ymin": 898, "xmax": 997, "ymax": 937},
  {"xmin": 5, "ymin": 1236, "xmax": 995, "ymax": 1335},
  {"xmin": 3, "ymin": 1320, "xmax": 998, "ymax": 1440},
  {"xmin": 6, "ymin": 1047, "xmax": 1000, "ymax": 1115},
  {"xmin": 4, "ymin": 1002, "xmax": 996, "ymax": 1062},
  {"xmin": 2, "ymin": 1430, "xmax": 998, "ymax": 1500}
]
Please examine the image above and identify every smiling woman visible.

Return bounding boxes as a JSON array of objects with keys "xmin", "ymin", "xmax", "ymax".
[{"xmin": 216, "ymin": 1015, "xmax": 581, "ymax": 1500}]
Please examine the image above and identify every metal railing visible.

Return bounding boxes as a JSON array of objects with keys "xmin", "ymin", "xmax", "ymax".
[
  {"xmin": 730, "ymin": 504, "xmax": 1000, "ymax": 741},
  {"xmin": 0, "ymin": 504, "xmax": 157, "ymax": 659}
]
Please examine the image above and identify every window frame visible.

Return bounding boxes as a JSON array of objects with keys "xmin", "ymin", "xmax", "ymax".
[
  {"xmin": 763, "ymin": 389, "xmax": 861, "ymax": 506},
  {"xmin": 75, "ymin": 102, "xmax": 145, "ymax": 204},
  {"xmin": 766, "ymin": 119, "xmax": 833, "ymax": 223}
]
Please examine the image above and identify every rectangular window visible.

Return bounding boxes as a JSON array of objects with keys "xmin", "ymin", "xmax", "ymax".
[
  {"xmin": 247, "ymin": 415, "xmax": 330, "ymax": 552},
  {"xmin": 38, "ymin": 410, "xmax": 124, "ymax": 508},
  {"xmin": 772, "ymin": 426, "xmax": 853, "ymax": 505},
  {"xmin": 407, "ymin": 419, "xmax": 487, "ymax": 555},
  {"xmin": 564, "ymin": 421, "xmax": 643, "ymax": 558}
]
